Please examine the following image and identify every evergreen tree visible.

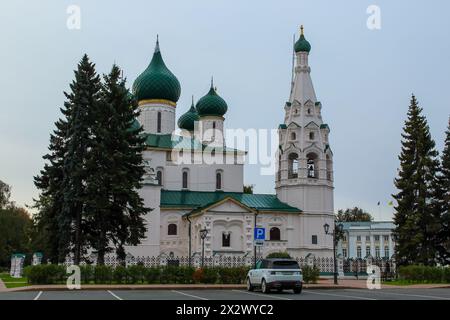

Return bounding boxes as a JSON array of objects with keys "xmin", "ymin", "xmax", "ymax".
[
  {"xmin": 393, "ymin": 95, "xmax": 441, "ymax": 266},
  {"xmin": 336, "ymin": 207, "xmax": 373, "ymax": 222},
  {"xmin": 35, "ymin": 55, "xmax": 101, "ymax": 264},
  {"xmin": 85, "ymin": 65, "xmax": 148, "ymax": 265},
  {"xmin": 434, "ymin": 118, "xmax": 450, "ymax": 264}
]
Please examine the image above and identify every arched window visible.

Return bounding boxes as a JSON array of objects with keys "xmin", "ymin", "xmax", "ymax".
[
  {"xmin": 291, "ymin": 132, "xmax": 296, "ymax": 140},
  {"xmin": 288, "ymin": 153, "xmax": 299, "ymax": 179},
  {"xmin": 182, "ymin": 170, "xmax": 189, "ymax": 189},
  {"xmin": 306, "ymin": 152, "xmax": 318, "ymax": 178},
  {"xmin": 156, "ymin": 170, "xmax": 163, "ymax": 186},
  {"xmin": 222, "ymin": 232, "xmax": 231, "ymax": 247},
  {"xmin": 168, "ymin": 223, "xmax": 177, "ymax": 236},
  {"xmin": 157, "ymin": 111, "xmax": 162, "ymax": 133},
  {"xmin": 307, "ymin": 108, "xmax": 311, "ymax": 115},
  {"xmin": 309, "ymin": 131, "xmax": 315, "ymax": 140},
  {"xmin": 270, "ymin": 227, "xmax": 281, "ymax": 241},
  {"xmin": 212, "ymin": 121, "xmax": 216, "ymax": 129},
  {"xmin": 216, "ymin": 171, "xmax": 222, "ymax": 190},
  {"xmin": 326, "ymin": 154, "xmax": 332, "ymax": 181}
]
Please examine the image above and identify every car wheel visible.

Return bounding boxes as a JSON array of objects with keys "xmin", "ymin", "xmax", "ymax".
[
  {"xmin": 261, "ymin": 279, "xmax": 270, "ymax": 294},
  {"xmin": 293, "ymin": 285, "xmax": 302, "ymax": 294},
  {"xmin": 246, "ymin": 277, "xmax": 254, "ymax": 292}
]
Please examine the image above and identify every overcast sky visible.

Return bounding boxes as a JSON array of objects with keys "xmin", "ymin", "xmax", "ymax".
[{"xmin": 1, "ymin": 0, "xmax": 449, "ymax": 220}]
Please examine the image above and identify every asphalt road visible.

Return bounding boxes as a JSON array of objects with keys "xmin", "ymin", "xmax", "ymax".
[{"xmin": 1, "ymin": 288, "xmax": 450, "ymax": 300}]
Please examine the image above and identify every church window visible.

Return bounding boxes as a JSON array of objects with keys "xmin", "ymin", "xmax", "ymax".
[
  {"xmin": 270, "ymin": 227, "xmax": 281, "ymax": 241},
  {"xmin": 182, "ymin": 170, "xmax": 189, "ymax": 189},
  {"xmin": 307, "ymin": 108, "xmax": 311, "ymax": 115},
  {"xmin": 222, "ymin": 232, "xmax": 231, "ymax": 247},
  {"xmin": 306, "ymin": 152, "xmax": 318, "ymax": 178},
  {"xmin": 288, "ymin": 153, "xmax": 299, "ymax": 179},
  {"xmin": 216, "ymin": 171, "xmax": 222, "ymax": 190},
  {"xmin": 326, "ymin": 154, "xmax": 332, "ymax": 181},
  {"xmin": 212, "ymin": 121, "xmax": 216, "ymax": 129},
  {"xmin": 156, "ymin": 170, "xmax": 163, "ymax": 186},
  {"xmin": 312, "ymin": 235, "xmax": 318, "ymax": 245},
  {"xmin": 157, "ymin": 111, "xmax": 162, "ymax": 133},
  {"xmin": 309, "ymin": 131, "xmax": 315, "ymax": 140},
  {"xmin": 290, "ymin": 132, "xmax": 296, "ymax": 140},
  {"xmin": 168, "ymin": 223, "xmax": 177, "ymax": 236}
]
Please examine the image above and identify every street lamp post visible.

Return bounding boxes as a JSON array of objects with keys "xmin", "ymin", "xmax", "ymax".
[
  {"xmin": 200, "ymin": 228, "xmax": 208, "ymax": 268},
  {"xmin": 324, "ymin": 221, "xmax": 343, "ymax": 285}
]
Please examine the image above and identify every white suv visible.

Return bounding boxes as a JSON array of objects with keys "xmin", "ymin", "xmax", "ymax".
[{"xmin": 246, "ymin": 258, "xmax": 303, "ymax": 294}]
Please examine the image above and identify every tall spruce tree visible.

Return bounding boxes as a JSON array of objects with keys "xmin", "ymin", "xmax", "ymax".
[
  {"xmin": 393, "ymin": 95, "xmax": 441, "ymax": 266},
  {"xmin": 85, "ymin": 65, "xmax": 148, "ymax": 265},
  {"xmin": 434, "ymin": 118, "xmax": 450, "ymax": 264},
  {"xmin": 35, "ymin": 55, "xmax": 101, "ymax": 264}
]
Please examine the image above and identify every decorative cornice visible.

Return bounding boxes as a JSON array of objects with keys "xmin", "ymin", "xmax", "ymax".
[{"xmin": 138, "ymin": 99, "xmax": 177, "ymax": 107}]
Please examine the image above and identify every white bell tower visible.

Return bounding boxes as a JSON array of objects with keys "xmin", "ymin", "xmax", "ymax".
[{"xmin": 275, "ymin": 26, "xmax": 334, "ymax": 257}]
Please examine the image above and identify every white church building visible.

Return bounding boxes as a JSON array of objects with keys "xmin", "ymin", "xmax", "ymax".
[{"xmin": 125, "ymin": 27, "xmax": 335, "ymax": 260}]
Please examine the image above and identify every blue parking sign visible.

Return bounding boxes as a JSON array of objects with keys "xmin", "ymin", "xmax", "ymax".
[{"xmin": 254, "ymin": 228, "xmax": 265, "ymax": 240}]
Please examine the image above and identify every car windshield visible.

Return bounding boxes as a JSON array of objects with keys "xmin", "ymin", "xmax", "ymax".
[{"xmin": 272, "ymin": 260, "xmax": 300, "ymax": 269}]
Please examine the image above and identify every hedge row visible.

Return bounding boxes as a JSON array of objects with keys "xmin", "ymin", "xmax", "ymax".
[
  {"xmin": 398, "ymin": 265, "xmax": 450, "ymax": 283},
  {"xmin": 24, "ymin": 265, "xmax": 250, "ymax": 285}
]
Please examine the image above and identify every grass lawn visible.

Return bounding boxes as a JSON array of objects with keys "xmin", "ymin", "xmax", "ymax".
[
  {"xmin": 0, "ymin": 272, "xmax": 29, "ymax": 288},
  {"xmin": 383, "ymin": 279, "xmax": 450, "ymax": 286}
]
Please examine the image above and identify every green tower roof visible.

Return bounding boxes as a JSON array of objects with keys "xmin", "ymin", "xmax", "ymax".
[
  {"xmin": 294, "ymin": 26, "xmax": 311, "ymax": 53},
  {"xmin": 132, "ymin": 37, "xmax": 181, "ymax": 103},
  {"xmin": 196, "ymin": 79, "xmax": 228, "ymax": 117},
  {"xmin": 178, "ymin": 97, "xmax": 200, "ymax": 131}
]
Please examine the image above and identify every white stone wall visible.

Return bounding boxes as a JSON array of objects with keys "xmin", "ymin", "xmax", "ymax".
[{"xmin": 138, "ymin": 102, "xmax": 176, "ymax": 134}]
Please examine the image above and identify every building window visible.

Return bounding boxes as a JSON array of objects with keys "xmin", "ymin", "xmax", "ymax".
[
  {"xmin": 312, "ymin": 235, "xmax": 318, "ymax": 245},
  {"xmin": 366, "ymin": 236, "xmax": 370, "ymax": 242},
  {"xmin": 291, "ymin": 132, "xmax": 296, "ymax": 140},
  {"xmin": 156, "ymin": 170, "xmax": 163, "ymax": 186},
  {"xmin": 384, "ymin": 246, "xmax": 389, "ymax": 258},
  {"xmin": 270, "ymin": 227, "xmax": 281, "ymax": 241},
  {"xmin": 307, "ymin": 152, "xmax": 318, "ymax": 178},
  {"xmin": 357, "ymin": 246, "xmax": 362, "ymax": 258},
  {"xmin": 309, "ymin": 131, "xmax": 315, "ymax": 140},
  {"xmin": 307, "ymin": 108, "xmax": 311, "ymax": 115},
  {"xmin": 326, "ymin": 154, "xmax": 332, "ymax": 181},
  {"xmin": 168, "ymin": 224, "xmax": 177, "ymax": 236},
  {"xmin": 182, "ymin": 170, "xmax": 189, "ymax": 189},
  {"xmin": 215, "ymin": 171, "xmax": 222, "ymax": 190},
  {"xmin": 342, "ymin": 248, "xmax": 347, "ymax": 258},
  {"xmin": 384, "ymin": 235, "xmax": 389, "ymax": 242},
  {"xmin": 157, "ymin": 111, "xmax": 162, "ymax": 133},
  {"xmin": 356, "ymin": 236, "xmax": 361, "ymax": 242},
  {"xmin": 166, "ymin": 151, "xmax": 172, "ymax": 162},
  {"xmin": 222, "ymin": 232, "xmax": 231, "ymax": 247},
  {"xmin": 212, "ymin": 121, "xmax": 216, "ymax": 129},
  {"xmin": 288, "ymin": 153, "xmax": 299, "ymax": 179},
  {"xmin": 343, "ymin": 235, "xmax": 347, "ymax": 242},
  {"xmin": 375, "ymin": 246, "xmax": 380, "ymax": 258},
  {"xmin": 366, "ymin": 246, "xmax": 371, "ymax": 257},
  {"xmin": 374, "ymin": 235, "xmax": 380, "ymax": 242}
]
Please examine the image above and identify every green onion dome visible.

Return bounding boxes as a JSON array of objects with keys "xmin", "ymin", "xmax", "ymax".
[
  {"xmin": 294, "ymin": 26, "xmax": 311, "ymax": 53},
  {"xmin": 132, "ymin": 37, "xmax": 181, "ymax": 104},
  {"xmin": 178, "ymin": 98, "xmax": 200, "ymax": 131},
  {"xmin": 196, "ymin": 80, "xmax": 228, "ymax": 117}
]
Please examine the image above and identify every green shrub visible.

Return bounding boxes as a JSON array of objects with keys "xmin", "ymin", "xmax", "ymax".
[
  {"xmin": 203, "ymin": 267, "xmax": 219, "ymax": 284},
  {"xmin": 94, "ymin": 265, "xmax": 113, "ymax": 284},
  {"xmin": 302, "ymin": 265, "xmax": 319, "ymax": 284},
  {"xmin": 398, "ymin": 265, "xmax": 450, "ymax": 283},
  {"xmin": 24, "ymin": 264, "xmax": 66, "ymax": 284},
  {"xmin": 113, "ymin": 265, "xmax": 127, "ymax": 284},
  {"xmin": 127, "ymin": 265, "xmax": 146, "ymax": 284},
  {"xmin": 145, "ymin": 267, "xmax": 161, "ymax": 284},
  {"xmin": 79, "ymin": 265, "xmax": 94, "ymax": 284},
  {"xmin": 266, "ymin": 252, "xmax": 292, "ymax": 259}
]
